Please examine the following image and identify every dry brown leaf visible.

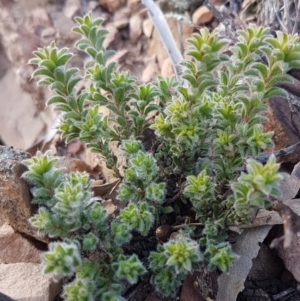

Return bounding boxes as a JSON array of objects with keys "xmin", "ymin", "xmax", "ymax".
[
  {"xmin": 142, "ymin": 18, "xmax": 154, "ymax": 38},
  {"xmin": 141, "ymin": 56, "xmax": 158, "ymax": 82},
  {"xmin": 192, "ymin": 6, "xmax": 214, "ymax": 25},
  {"xmin": 103, "ymin": 23, "xmax": 119, "ymax": 49},
  {"xmin": 129, "ymin": 14, "xmax": 143, "ymax": 43},
  {"xmin": 92, "ymin": 179, "xmax": 120, "ymax": 198},
  {"xmin": 161, "ymin": 57, "xmax": 174, "ymax": 77},
  {"xmin": 113, "ymin": 6, "xmax": 131, "ymax": 29}
]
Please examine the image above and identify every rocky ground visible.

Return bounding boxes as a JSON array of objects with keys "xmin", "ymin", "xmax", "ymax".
[{"xmin": 1, "ymin": 0, "xmax": 300, "ymax": 300}]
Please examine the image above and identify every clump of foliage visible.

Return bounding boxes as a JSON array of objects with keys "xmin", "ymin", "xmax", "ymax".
[{"xmin": 22, "ymin": 12, "xmax": 300, "ymax": 300}]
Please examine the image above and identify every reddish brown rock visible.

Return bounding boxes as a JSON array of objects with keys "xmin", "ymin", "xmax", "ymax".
[
  {"xmin": 0, "ymin": 146, "xmax": 48, "ymax": 243},
  {"xmin": 264, "ymin": 96, "xmax": 300, "ymax": 163},
  {"xmin": 0, "ymin": 223, "xmax": 42, "ymax": 264},
  {"xmin": 263, "ymin": 75, "xmax": 300, "ymax": 163}
]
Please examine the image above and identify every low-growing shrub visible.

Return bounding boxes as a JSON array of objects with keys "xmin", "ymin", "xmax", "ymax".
[{"xmin": 22, "ymin": 12, "xmax": 300, "ymax": 300}]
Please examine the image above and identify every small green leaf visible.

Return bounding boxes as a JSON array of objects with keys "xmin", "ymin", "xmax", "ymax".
[
  {"xmin": 51, "ymin": 81, "xmax": 67, "ymax": 95},
  {"xmin": 72, "ymin": 27, "xmax": 84, "ymax": 35},
  {"xmin": 144, "ymin": 104, "xmax": 159, "ymax": 115},
  {"xmin": 160, "ymin": 206, "xmax": 174, "ymax": 214},
  {"xmin": 263, "ymin": 87, "xmax": 287, "ymax": 98},
  {"xmin": 47, "ymin": 96, "xmax": 66, "ymax": 105},
  {"xmin": 116, "ymin": 116, "xmax": 127, "ymax": 127},
  {"xmin": 37, "ymin": 78, "xmax": 55, "ymax": 86},
  {"xmin": 53, "ymin": 66, "xmax": 65, "ymax": 82},
  {"xmin": 32, "ymin": 68, "xmax": 54, "ymax": 78},
  {"xmin": 65, "ymin": 68, "xmax": 79, "ymax": 83},
  {"xmin": 64, "ymin": 111, "xmax": 82, "ymax": 121},
  {"xmin": 67, "ymin": 76, "xmax": 81, "ymax": 94},
  {"xmin": 41, "ymin": 59, "xmax": 56, "ymax": 72},
  {"xmin": 251, "ymin": 62, "xmax": 268, "ymax": 79},
  {"xmin": 86, "ymin": 47, "xmax": 97, "ymax": 59},
  {"xmin": 57, "ymin": 53, "xmax": 73, "ymax": 66}
]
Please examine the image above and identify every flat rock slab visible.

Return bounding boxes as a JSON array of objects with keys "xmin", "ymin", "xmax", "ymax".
[
  {"xmin": 0, "ymin": 262, "xmax": 61, "ymax": 301},
  {"xmin": 0, "ymin": 223, "xmax": 42, "ymax": 264},
  {"xmin": 0, "ymin": 146, "xmax": 48, "ymax": 243}
]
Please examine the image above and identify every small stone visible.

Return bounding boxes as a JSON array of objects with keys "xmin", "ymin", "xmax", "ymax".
[
  {"xmin": 129, "ymin": 14, "xmax": 143, "ymax": 44},
  {"xmin": 192, "ymin": 6, "xmax": 214, "ymax": 24},
  {"xmin": 67, "ymin": 141, "xmax": 83, "ymax": 155}
]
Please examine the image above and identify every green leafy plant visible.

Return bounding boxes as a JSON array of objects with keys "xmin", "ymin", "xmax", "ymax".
[{"xmin": 22, "ymin": 12, "xmax": 300, "ymax": 300}]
